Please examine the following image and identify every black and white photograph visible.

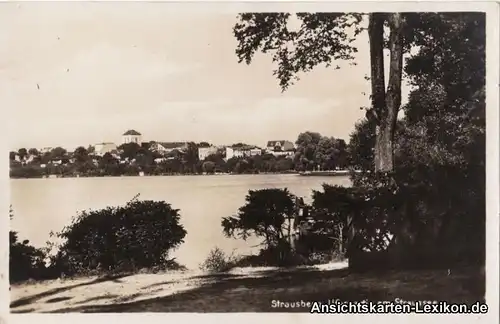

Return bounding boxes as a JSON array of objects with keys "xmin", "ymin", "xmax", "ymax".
[{"xmin": 3, "ymin": 0, "xmax": 499, "ymax": 319}]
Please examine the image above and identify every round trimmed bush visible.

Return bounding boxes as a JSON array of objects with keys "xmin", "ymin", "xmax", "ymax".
[{"xmin": 53, "ymin": 200, "xmax": 187, "ymax": 275}]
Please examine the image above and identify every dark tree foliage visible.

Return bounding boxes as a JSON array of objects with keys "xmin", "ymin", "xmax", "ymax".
[
  {"xmin": 347, "ymin": 119, "xmax": 376, "ymax": 172},
  {"xmin": 293, "ymin": 131, "xmax": 349, "ymax": 171},
  {"xmin": 28, "ymin": 148, "xmax": 39, "ymax": 156},
  {"xmin": 348, "ymin": 118, "xmax": 405, "ymax": 173},
  {"xmin": 294, "ymin": 132, "xmax": 322, "ymax": 171},
  {"xmin": 52, "ymin": 200, "xmax": 187, "ymax": 275},
  {"xmin": 10, "ymin": 234, "xmax": 47, "ymax": 283},
  {"xmin": 10, "ymin": 165, "xmax": 45, "ymax": 178},
  {"xmin": 118, "ymin": 142, "xmax": 142, "ymax": 160},
  {"xmin": 10, "ymin": 206, "xmax": 49, "ymax": 283},
  {"xmin": 17, "ymin": 148, "xmax": 28, "ymax": 160},
  {"xmin": 302, "ymin": 185, "xmax": 358, "ymax": 257},
  {"xmin": 202, "ymin": 161, "xmax": 216, "ymax": 174},
  {"xmin": 99, "ymin": 152, "xmax": 122, "ymax": 176},
  {"xmin": 401, "ymin": 12, "xmax": 485, "ymax": 169},
  {"xmin": 275, "ymin": 158, "xmax": 294, "ymax": 172},
  {"xmin": 222, "ymin": 188, "xmax": 306, "ymax": 265},
  {"xmin": 234, "ymin": 13, "xmax": 363, "ymax": 91},
  {"xmin": 204, "ymin": 153, "xmax": 228, "ymax": 172},
  {"xmin": 395, "ymin": 12, "xmax": 485, "ymax": 266},
  {"xmin": 222, "ymin": 188, "xmax": 296, "ymax": 247},
  {"xmin": 50, "ymin": 147, "xmax": 67, "ymax": 160},
  {"xmin": 197, "ymin": 142, "xmax": 211, "ymax": 148},
  {"xmin": 345, "ymin": 13, "xmax": 486, "ymax": 270},
  {"xmin": 73, "ymin": 146, "xmax": 89, "ymax": 163}
]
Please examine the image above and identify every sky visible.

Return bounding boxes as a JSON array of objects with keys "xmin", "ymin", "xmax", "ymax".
[{"xmin": 1, "ymin": 2, "xmax": 411, "ymax": 151}]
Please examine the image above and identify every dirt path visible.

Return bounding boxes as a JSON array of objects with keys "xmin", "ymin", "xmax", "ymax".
[{"xmin": 10, "ymin": 262, "xmax": 484, "ymax": 313}]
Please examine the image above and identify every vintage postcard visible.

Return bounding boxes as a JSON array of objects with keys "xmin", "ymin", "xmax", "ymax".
[{"xmin": 1, "ymin": 1, "xmax": 498, "ymax": 324}]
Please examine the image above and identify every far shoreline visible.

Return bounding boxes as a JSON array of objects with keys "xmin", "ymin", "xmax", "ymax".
[{"xmin": 9, "ymin": 170, "xmax": 354, "ymax": 180}]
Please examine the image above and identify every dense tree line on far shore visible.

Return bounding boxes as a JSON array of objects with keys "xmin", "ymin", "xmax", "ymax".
[{"xmin": 9, "ymin": 132, "xmax": 351, "ymax": 179}]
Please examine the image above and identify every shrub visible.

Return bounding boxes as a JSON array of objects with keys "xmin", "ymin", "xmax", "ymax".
[
  {"xmin": 221, "ymin": 188, "xmax": 356, "ymax": 267},
  {"xmin": 10, "ymin": 232, "xmax": 48, "ymax": 283},
  {"xmin": 202, "ymin": 161, "xmax": 216, "ymax": 174},
  {"xmin": 199, "ymin": 247, "xmax": 238, "ymax": 273},
  {"xmin": 221, "ymin": 188, "xmax": 303, "ymax": 265},
  {"xmin": 345, "ymin": 164, "xmax": 485, "ymax": 271},
  {"xmin": 53, "ymin": 200, "xmax": 187, "ymax": 276},
  {"xmin": 9, "ymin": 165, "xmax": 44, "ymax": 178},
  {"xmin": 222, "ymin": 188, "xmax": 296, "ymax": 259},
  {"xmin": 9, "ymin": 207, "xmax": 49, "ymax": 283},
  {"xmin": 306, "ymin": 185, "xmax": 362, "ymax": 258}
]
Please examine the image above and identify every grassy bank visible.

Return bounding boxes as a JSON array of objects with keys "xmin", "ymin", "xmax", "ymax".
[{"xmin": 10, "ymin": 262, "xmax": 484, "ymax": 313}]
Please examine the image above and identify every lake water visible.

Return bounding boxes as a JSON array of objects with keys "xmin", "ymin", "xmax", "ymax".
[{"xmin": 10, "ymin": 174, "xmax": 350, "ymax": 269}]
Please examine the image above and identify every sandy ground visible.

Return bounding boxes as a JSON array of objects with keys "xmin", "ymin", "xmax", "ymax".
[{"xmin": 10, "ymin": 262, "xmax": 484, "ymax": 313}]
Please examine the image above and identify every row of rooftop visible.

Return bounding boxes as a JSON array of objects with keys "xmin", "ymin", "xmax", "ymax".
[
  {"xmin": 15, "ymin": 130, "xmax": 297, "ymax": 164},
  {"xmin": 118, "ymin": 129, "xmax": 296, "ymax": 160}
]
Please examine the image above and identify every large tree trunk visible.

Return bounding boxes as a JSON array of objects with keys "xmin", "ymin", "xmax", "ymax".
[
  {"xmin": 368, "ymin": 13, "xmax": 389, "ymax": 172},
  {"xmin": 349, "ymin": 13, "xmax": 387, "ymax": 267},
  {"xmin": 382, "ymin": 13, "xmax": 404, "ymax": 172},
  {"xmin": 367, "ymin": 13, "xmax": 403, "ymax": 173},
  {"xmin": 349, "ymin": 13, "xmax": 405, "ymax": 271},
  {"xmin": 383, "ymin": 13, "xmax": 412, "ymax": 268}
]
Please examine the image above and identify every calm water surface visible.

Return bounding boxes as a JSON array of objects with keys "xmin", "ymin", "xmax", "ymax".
[{"xmin": 10, "ymin": 174, "xmax": 350, "ymax": 269}]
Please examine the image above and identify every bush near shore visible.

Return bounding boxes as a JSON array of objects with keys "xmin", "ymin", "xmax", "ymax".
[{"xmin": 9, "ymin": 200, "xmax": 187, "ymax": 283}]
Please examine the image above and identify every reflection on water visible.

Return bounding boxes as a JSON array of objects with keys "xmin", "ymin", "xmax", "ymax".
[{"xmin": 10, "ymin": 174, "xmax": 350, "ymax": 269}]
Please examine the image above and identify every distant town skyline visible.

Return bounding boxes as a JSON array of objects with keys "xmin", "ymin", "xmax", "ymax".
[
  {"xmin": 3, "ymin": 2, "xmax": 411, "ymax": 152},
  {"xmin": 8, "ymin": 127, "xmax": 341, "ymax": 152}
]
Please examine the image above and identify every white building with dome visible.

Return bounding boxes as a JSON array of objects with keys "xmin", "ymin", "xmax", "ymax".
[{"xmin": 122, "ymin": 130, "xmax": 142, "ymax": 145}]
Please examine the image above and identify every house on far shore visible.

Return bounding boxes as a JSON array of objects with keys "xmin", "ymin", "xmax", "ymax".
[
  {"xmin": 150, "ymin": 142, "xmax": 189, "ymax": 155},
  {"xmin": 198, "ymin": 146, "xmax": 218, "ymax": 161},
  {"xmin": 266, "ymin": 140, "xmax": 295, "ymax": 157},
  {"xmin": 40, "ymin": 147, "xmax": 53, "ymax": 154},
  {"xmin": 50, "ymin": 159, "xmax": 63, "ymax": 165},
  {"xmin": 122, "ymin": 130, "xmax": 142, "ymax": 146},
  {"xmin": 94, "ymin": 142, "xmax": 117, "ymax": 156},
  {"xmin": 225, "ymin": 144, "xmax": 263, "ymax": 160}
]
